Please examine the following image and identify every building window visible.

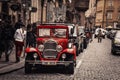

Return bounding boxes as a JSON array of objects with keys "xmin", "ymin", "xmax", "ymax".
[
  {"xmin": 108, "ymin": 0, "xmax": 113, "ymax": 7},
  {"xmin": 96, "ymin": 13, "xmax": 102, "ymax": 20},
  {"xmin": 118, "ymin": 12, "xmax": 120, "ymax": 20},
  {"xmin": 107, "ymin": 12, "xmax": 113, "ymax": 19}
]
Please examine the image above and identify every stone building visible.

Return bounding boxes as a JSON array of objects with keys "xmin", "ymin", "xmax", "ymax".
[
  {"xmin": 85, "ymin": 0, "xmax": 97, "ymax": 29},
  {"xmin": 0, "ymin": 0, "xmax": 89, "ymax": 27},
  {"xmin": 31, "ymin": 0, "xmax": 89, "ymax": 26},
  {"xmin": 67, "ymin": 0, "xmax": 89, "ymax": 26},
  {"xmin": 30, "ymin": 0, "xmax": 67, "ymax": 24},
  {"xmin": 0, "ymin": 0, "xmax": 20, "ymax": 24},
  {"xmin": 0, "ymin": 0, "xmax": 32, "ymax": 25},
  {"xmin": 96, "ymin": 0, "xmax": 120, "ymax": 28}
]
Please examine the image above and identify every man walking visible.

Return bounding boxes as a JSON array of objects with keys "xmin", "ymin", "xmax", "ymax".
[{"xmin": 98, "ymin": 29, "xmax": 102, "ymax": 43}]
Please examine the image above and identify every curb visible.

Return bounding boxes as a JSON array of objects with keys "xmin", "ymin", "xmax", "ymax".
[{"xmin": 0, "ymin": 59, "xmax": 25, "ymax": 75}]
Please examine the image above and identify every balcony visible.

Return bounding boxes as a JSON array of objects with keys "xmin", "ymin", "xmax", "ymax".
[
  {"xmin": 74, "ymin": 0, "xmax": 89, "ymax": 12},
  {"xmin": 106, "ymin": 6, "xmax": 114, "ymax": 11}
]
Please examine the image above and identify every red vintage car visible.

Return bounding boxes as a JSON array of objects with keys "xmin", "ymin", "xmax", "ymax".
[{"xmin": 25, "ymin": 24, "xmax": 76, "ymax": 74}]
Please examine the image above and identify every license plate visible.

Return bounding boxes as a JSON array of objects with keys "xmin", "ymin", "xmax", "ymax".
[{"xmin": 42, "ymin": 61, "xmax": 56, "ymax": 65}]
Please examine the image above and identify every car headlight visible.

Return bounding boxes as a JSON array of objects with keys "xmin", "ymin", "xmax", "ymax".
[
  {"xmin": 114, "ymin": 39, "xmax": 120, "ymax": 44},
  {"xmin": 56, "ymin": 45, "xmax": 63, "ymax": 52},
  {"xmin": 62, "ymin": 54, "xmax": 66, "ymax": 59},
  {"xmin": 33, "ymin": 53, "xmax": 38, "ymax": 59},
  {"xmin": 38, "ymin": 44, "xmax": 44, "ymax": 52},
  {"xmin": 68, "ymin": 43, "xmax": 72, "ymax": 48}
]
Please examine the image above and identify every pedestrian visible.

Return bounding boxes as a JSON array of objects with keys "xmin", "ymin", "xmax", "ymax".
[
  {"xmin": 14, "ymin": 24, "xmax": 26, "ymax": 63},
  {"xmin": 14, "ymin": 19, "xmax": 23, "ymax": 30},
  {"xmin": 0, "ymin": 19, "xmax": 5, "ymax": 59},
  {"xmin": 0, "ymin": 20, "xmax": 14, "ymax": 62},
  {"xmin": 89, "ymin": 28, "xmax": 93, "ymax": 42},
  {"xmin": 98, "ymin": 29, "xmax": 102, "ymax": 43},
  {"xmin": 26, "ymin": 24, "xmax": 36, "ymax": 47},
  {"xmin": 85, "ymin": 27, "xmax": 90, "ymax": 44}
]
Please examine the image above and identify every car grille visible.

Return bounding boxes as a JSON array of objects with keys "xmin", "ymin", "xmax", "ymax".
[{"xmin": 43, "ymin": 40, "xmax": 58, "ymax": 59}]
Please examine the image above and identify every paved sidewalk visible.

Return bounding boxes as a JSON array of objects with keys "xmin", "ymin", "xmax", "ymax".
[{"xmin": 0, "ymin": 48, "xmax": 25, "ymax": 75}]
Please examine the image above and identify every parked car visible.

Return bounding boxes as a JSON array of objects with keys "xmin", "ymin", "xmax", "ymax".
[
  {"xmin": 111, "ymin": 31, "xmax": 120, "ymax": 54},
  {"xmin": 78, "ymin": 26, "xmax": 87, "ymax": 49},
  {"xmin": 107, "ymin": 29, "xmax": 116, "ymax": 39},
  {"xmin": 67, "ymin": 24, "xmax": 86, "ymax": 56},
  {"xmin": 25, "ymin": 23, "xmax": 76, "ymax": 74},
  {"xmin": 94, "ymin": 28, "xmax": 107, "ymax": 38}
]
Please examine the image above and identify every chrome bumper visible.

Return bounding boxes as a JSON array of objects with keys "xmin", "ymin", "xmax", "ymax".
[{"xmin": 25, "ymin": 60, "xmax": 74, "ymax": 66}]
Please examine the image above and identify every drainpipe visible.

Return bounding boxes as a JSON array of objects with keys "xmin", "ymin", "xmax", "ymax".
[
  {"xmin": 41, "ymin": 0, "xmax": 44, "ymax": 24},
  {"xmin": 102, "ymin": 0, "xmax": 106, "ymax": 28}
]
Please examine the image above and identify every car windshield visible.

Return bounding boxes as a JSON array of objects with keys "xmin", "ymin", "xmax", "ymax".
[
  {"xmin": 78, "ymin": 28, "xmax": 84, "ymax": 35},
  {"xmin": 39, "ymin": 28, "xmax": 67, "ymax": 38}
]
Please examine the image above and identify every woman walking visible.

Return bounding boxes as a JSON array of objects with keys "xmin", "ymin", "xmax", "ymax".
[{"xmin": 14, "ymin": 24, "xmax": 26, "ymax": 62}]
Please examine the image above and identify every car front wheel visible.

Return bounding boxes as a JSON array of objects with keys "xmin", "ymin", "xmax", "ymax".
[
  {"xmin": 67, "ymin": 63, "xmax": 74, "ymax": 74},
  {"xmin": 66, "ymin": 57, "xmax": 74, "ymax": 74},
  {"xmin": 25, "ymin": 62, "xmax": 32, "ymax": 74}
]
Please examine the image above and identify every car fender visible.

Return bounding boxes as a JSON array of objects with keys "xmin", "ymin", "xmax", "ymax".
[
  {"xmin": 61, "ymin": 45, "xmax": 76, "ymax": 58},
  {"xmin": 25, "ymin": 47, "xmax": 38, "ymax": 53}
]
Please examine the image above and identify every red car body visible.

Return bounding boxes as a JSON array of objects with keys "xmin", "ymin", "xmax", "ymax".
[{"xmin": 25, "ymin": 24, "xmax": 76, "ymax": 74}]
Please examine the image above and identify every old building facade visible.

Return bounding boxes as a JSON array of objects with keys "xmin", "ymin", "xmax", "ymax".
[
  {"xmin": 0, "ymin": 0, "xmax": 32, "ymax": 25},
  {"xmin": 69, "ymin": 0, "xmax": 89, "ymax": 26},
  {"xmin": 85, "ymin": 0, "xmax": 97, "ymax": 29},
  {"xmin": 96, "ymin": 0, "xmax": 120, "ymax": 28},
  {"xmin": 0, "ymin": 0, "xmax": 89, "ymax": 27}
]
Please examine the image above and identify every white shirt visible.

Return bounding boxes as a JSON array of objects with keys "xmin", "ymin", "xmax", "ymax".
[{"xmin": 14, "ymin": 28, "xmax": 26, "ymax": 42}]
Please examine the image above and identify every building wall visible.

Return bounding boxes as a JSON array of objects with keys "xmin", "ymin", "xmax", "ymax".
[
  {"xmin": 95, "ymin": 0, "xmax": 104, "ymax": 27},
  {"xmin": 31, "ymin": 0, "xmax": 40, "ymax": 24},
  {"xmin": 0, "ymin": 0, "xmax": 20, "ymax": 24},
  {"xmin": 0, "ymin": 3, "xmax": 1, "ymax": 13},
  {"xmin": 73, "ymin": 0, "xmax": 89, "ymax": 26},
  {"xmin": 96, "ymin": 0, "xmax": 120, "ymax": 28},
  {"xmin": 85, "ymin": 0, "xmax": 96, "ymax": 28}
]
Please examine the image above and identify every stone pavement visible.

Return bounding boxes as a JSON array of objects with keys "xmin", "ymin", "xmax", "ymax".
[
  {"xmin": 0, "ymin": 48, "xmax": 24, "ymax": 75},
  {"xmin": 74, "ymin": 38, "xmax": 120, "ymax": 80}
]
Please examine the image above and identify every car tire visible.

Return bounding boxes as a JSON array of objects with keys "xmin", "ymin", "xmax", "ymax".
[
  {"xmin": 66, "ymin": 57, "xmax": 74, "ymax": 74},
  {"xmin": 76, "ymin": 49, "xmax": 79, "ymax": 56},
  {"xmin": 80, "ymin": 43, "xmax": 83, "ymax": 52},
  {"xmin": 75, "ymin": 43, "xmax": 79, "ymax": 56},
  {"xmin": 94, "ymin": 35, "xmax": 96, "ymax": 38},
  {"xmin": 67, "ymin": 63, "xmax": 74, "ymax": 74},
  {"xmin": 25, "ymin": 62, "xmax": 32, "ymax": 74},
  {"xmin": 83, "ymin": 39, "xmax": 87, "ymax": 49},
  {"xmin": 25, "ymin": 55, "xmax": 32, "ymax": 74},
  {"xmin": 111, "ymin": 49, "xmax": 116, "ymax": 55}
]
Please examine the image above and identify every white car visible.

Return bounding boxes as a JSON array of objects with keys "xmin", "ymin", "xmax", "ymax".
[{"xmin": 94, "ymin": 28, "xmax": 107, "ymax": 38}]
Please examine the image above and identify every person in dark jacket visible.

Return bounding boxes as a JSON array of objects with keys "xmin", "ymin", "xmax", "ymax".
[
  {"xmin": 14, "ymin": 19, "xmax": 23, "ymax": 30},
  {"xmin": 0, "ymin": 20, "xmax": 14, "ymax": 61},
  {"xmin": 98, "ymin": 29, "xmax": 102, "ymax": 43},
  {"xmin": 26, "ymin": 24, "xmax": 36, "ymax": 47},
  {"xmin": 0, "ymin": 20, "xmax": 5, "ymax": 59}
]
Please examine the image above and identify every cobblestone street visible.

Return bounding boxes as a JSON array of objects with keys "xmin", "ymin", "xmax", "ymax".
[
  {"xmin": 0, "ymin": 38, "xmax": 120, "ymax": 80},
  {"xmin": 75, "ymin": 38, "xmax": 120, "ymax": 80}
]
